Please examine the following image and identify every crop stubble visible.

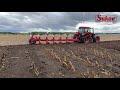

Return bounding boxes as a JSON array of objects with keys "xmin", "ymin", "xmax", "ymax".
[{"xmin": 0, "ymin": 40, "xmax": 120, "ymax": 78}]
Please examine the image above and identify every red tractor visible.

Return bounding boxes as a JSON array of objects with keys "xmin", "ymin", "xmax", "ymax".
[{"xmin": 73, "ymin": 26, "xmax": 100, "ymax": 43}]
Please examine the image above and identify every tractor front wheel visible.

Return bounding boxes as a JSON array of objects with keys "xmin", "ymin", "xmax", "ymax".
[
  {"xmin": 84, "ymin": 35, "xmax": 90, "ymax": 44},
  {"xmin": 93, "ymin": 37, "xmax": 96, "ymax": 42},
  {"xmin": 84, "ymin": 37, "xmax": 90, "ymax": 44}
]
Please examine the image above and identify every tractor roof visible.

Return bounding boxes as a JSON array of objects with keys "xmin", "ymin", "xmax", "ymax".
[{"xmin": 79, "ymin": 26, "xmax": 91, "ymax": 28}]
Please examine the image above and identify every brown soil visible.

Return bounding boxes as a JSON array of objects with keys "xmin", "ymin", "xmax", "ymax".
[{"xmin": 0, "ymin": 40, "xmax": 120, "ymax": 78}]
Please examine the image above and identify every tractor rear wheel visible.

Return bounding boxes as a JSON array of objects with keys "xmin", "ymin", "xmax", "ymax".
[
  {"xmin": 90, "ymin": 37, "xmax": 94, "ymax": 43},
  {"xmin": 73, "ymin": 34, "xmax": 79, "ymax": 42},
  {"xmin": 96, "ymin": 36, "xmax": 100, "ymax": 42},
  {"xmin": 93, "ymin": 37, "xmax": 96, "ymax": 42}
]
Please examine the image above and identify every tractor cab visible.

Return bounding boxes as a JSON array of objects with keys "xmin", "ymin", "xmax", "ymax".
[
  {"xmin": 73, "ymin": 26, "xmax": 100, "ymax": 43},
  {"xmin": 78, "ymin": 26, "xmax": 94, "ymax": 34},
  {"xmin": 74, "ymin": 26, "xmax": 94, "ymax": 37}
]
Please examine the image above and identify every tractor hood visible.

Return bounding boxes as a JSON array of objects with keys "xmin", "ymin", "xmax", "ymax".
[{"xmin": 75, "ymin": 32, "xmax": 80, "ymax": 35}]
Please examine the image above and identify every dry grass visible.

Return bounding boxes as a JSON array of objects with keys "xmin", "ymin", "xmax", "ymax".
[
  {"xmin": 29, "ymin": 62, "xmax": 39, "ymax": 77},
  {"xmin": 99, "ymin": 34, "xmax": 120, "ymax": 41},
  {"xmin": 0, "ymin": 34, "xmax": 30, "ymax": 46}
]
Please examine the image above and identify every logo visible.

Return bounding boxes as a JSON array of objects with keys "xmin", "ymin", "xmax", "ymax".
[{"xmin": 96, "ymin": 14, "xmax": 117, "ymax": 22}]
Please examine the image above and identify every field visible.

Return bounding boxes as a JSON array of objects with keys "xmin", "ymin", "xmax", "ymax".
[
  {"xmin": 0, "ymin": 34, "xmax": 120, "ymax": 46},
  {"xmin": 0, "ymin": 34, "xmax": 120, "ymax": 78}
]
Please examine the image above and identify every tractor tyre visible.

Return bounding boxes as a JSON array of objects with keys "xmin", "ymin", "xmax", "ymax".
[
  {"xmin": 79, "ymin": 37, "xmax": 84, "ymax": 43},
  {"xmin": 96, "ymin": 36, "xmax": 100, "ymax": 42},
  {"xmin": 90, "ymin": 37, "xmax": 94, "ymax": 43},
  {"xmin": 84, "ymin": 35, "xmax": 90, "ymax": 44},
  {"xmin": 93, "ymin": 37, "xmax": 96, "ymax": 42},
  {"xmin": 79, "ymin": 40, "xmax": 84, "ymax": 43},
  {"xmin": 73, "ymin": 34, "xmax": 78, "ymax": 42},
  {"xmin": 78, "ymin": 34, "xmax": 84, "ymax": 43}
]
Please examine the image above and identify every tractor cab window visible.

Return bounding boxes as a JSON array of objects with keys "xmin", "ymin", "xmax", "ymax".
[
  {"xmin": 84, "ymin": 28, "xmax": 92, "ymax": 32},
  {"xmin": 78, "ymin": 27, "xmax": 92, "ymax": 33},
  {"xmin": 78, "ymin": 28, "xmax": 84, "ymax": 33}
]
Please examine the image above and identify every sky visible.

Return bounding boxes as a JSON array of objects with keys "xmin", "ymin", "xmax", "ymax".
[{"xmin": 0, "ymin": 12, "xmax": 120, "ymax": 33}]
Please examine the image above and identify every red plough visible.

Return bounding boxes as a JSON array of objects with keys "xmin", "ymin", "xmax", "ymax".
[{"xmin": 29, "ymin": 34, "xmax": 79, "ymax": 44}]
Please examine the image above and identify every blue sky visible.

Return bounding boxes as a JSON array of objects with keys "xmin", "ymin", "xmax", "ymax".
[{"xmin": 0, "ymin": 12, "xmax": 120, "ymax": 33}]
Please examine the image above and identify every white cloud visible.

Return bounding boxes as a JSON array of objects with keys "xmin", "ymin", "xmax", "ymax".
[
  {"xmin": 0, "ymin": 12, "xmax": 120, "ymax": 33},
  {"xmin": 23, "ymin": 16, "xmax": 32, "ymax": 23},
  {"xmin": 75, "ymin": 21, "xmax": 120, "ymax": 33},
  {"xmin": 0, "ymin": 12, "xmax": 10, "ymax": 17},
  {"xmin": 108, "ymin": 12, "xmax": 120, "ymax": 16},
  {"xmin": 28, "ymin": 28, "xmax": 52, "ymax": 32}
]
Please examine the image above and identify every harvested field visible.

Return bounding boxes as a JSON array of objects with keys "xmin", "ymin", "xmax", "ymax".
[
  {"xmin": 0, "ymin": 34, "xmax": 120, "ymax": 46},
  {"xmin": 0, "ymin": 34, "xmax": 120, "ymax": 78},
  {"xmin": 0, "ymin": 40, "xmax": 120, "ymax": 78}
]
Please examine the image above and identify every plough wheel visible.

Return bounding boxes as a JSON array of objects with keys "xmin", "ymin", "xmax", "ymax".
[{"xmin": 29, "ymin": 39, "xmax": 36, "ymax": 44}]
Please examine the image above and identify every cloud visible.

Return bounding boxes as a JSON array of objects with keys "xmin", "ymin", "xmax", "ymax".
[{"xmin": 0, "ymin": 12, "xmax": 120, "ymax": 33}]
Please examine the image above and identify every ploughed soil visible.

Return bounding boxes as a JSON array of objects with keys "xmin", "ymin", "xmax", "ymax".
[{"xmin": 0, "ymin": 40, "xmax": 120, "ymax": 78}]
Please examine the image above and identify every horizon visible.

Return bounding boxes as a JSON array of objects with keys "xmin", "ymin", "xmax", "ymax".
[{"xmin": 0, "ymin": 31, "xmax": 120, "ymax": 34}]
